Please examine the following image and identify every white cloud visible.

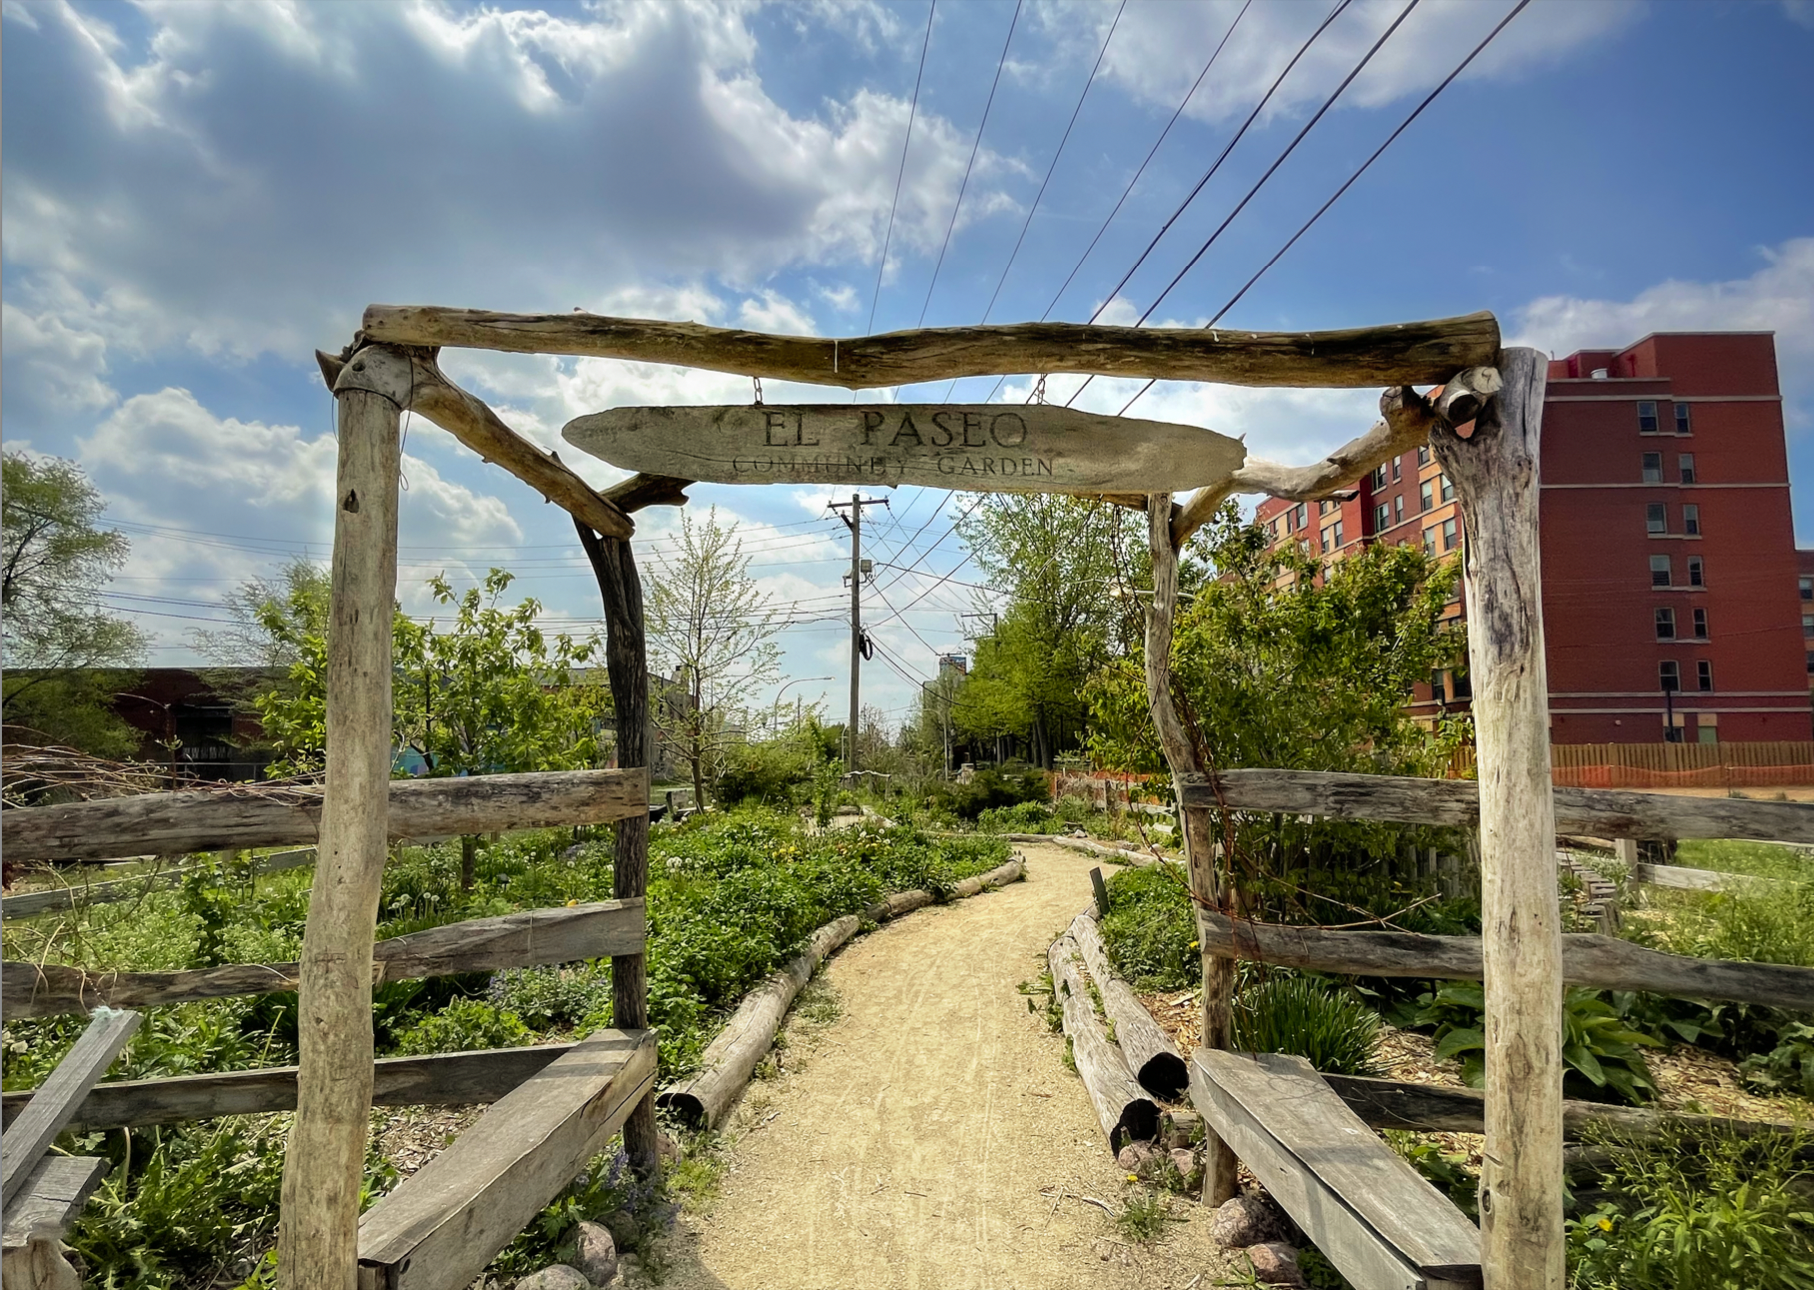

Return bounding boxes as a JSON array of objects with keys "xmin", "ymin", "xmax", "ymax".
[
  {"xmin": 1, "ymin": 303, "xmax": 116, "ymax": 422},
  {"xmin": 1513, "ymin": 238, "xmax": 1814, "ymax": 431},
  {"xmin": 738, "ymin": 290, "xmax": 819, "ymax": 336}
]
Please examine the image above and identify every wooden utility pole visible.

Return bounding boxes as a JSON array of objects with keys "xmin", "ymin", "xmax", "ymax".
[
  {"xmin": 279, "ymin": 344, "xmax": 407, "ymax": 1290},
  {"xmin": 1144, "ymin": 494, "xmax": 1238, "ymax": 1206},
  {"xmin": 830, "ymin": 495, "xmax": 888, "ymax": 768},
  {"xmin": 1431, "ymin": 348, "xmax": 1562, "ymax": 1289},
  {"xmin": 575, "ymin": 521, "xmax": 661, "ymax": 1178}
]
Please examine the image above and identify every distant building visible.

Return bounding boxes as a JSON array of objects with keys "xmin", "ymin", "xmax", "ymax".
[
  {"xmin": 1255, "ymin": 332, "xmax": 1809, "ymax": 745},
  {"xmin": 111, "ymin": 668, "xmax": 277, "ymax": 781}
]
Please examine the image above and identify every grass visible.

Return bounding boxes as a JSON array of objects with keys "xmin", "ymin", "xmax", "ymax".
[{"xmin": 1674, "ymin": 838, "xmax": 1814, "ymax": 884}]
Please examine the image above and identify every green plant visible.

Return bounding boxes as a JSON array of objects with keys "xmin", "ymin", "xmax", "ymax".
[
  {"xmin": 486, "ymin": 963, "xmax": 613, "ymax": 1030},
  {"xmin": 1384, "ymin": 1130, "xmax": 1479, "ymax": 1218},
  {"xmin": 1740, "ymin": 1022, "xmax": 1814, "ymax": 1100},
  {"xmin": 1114, "ymin": 1187, "xmax": 1179, "ymax": 1243},
  {"xmin": 1413, "ymin": 984, "xmax": 1659, "ymax": 1104},
  {"xmin": 1231, "ymin": 975, "xmax": 1383, "ymax": 1077},
  {"xmin": 490, "ymin": 1142, "xmax": 677, "ymax": 1278},
  {"xmin": 1098, "ymin": 863, "xmax": 1198, "ymax": 991},
  {"xmin": 390, "ymin": 997, "xmax": 533, "ymax": 1056},
  {"xmin": 1566, "ymin": 1126, "xmax": 1814, "ymax": 1289}
]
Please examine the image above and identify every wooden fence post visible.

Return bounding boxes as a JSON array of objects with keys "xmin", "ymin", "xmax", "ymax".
[
  {"xmin": 576, "ymin": 522, "xmax": 660, "ymax": 1177},
  {"xmin": 1144, "ymin": 494, "xmax": 1239, "ymax": 1205},
  {"xmin": 278, "ymin": 345, "xmax": 407, "ymax": 1290},
  {"xmin": 1432, "ymin": 348, "xmax": 1563, "ymax": 1289}
]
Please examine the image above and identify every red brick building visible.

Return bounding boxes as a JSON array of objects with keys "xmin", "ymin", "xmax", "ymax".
[{"xmin": 1256, "ymin": 332, "xmax": 1809, "ymax": 745}]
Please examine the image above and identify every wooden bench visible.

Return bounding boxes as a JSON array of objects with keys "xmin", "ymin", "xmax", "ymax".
[
  {"xmin": 1190, "ymin": 1049, "xmax": 1481, "ymax": 1290},
  {"xmin": 356, "ymin": 1027, "xmax": 657, "ymax": 1290}
]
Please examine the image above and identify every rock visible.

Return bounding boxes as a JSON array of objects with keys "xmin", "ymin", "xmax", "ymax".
[
  {"xmin": 604, "ymin": 1209, "xmax": 641, "ymax": 1249},
  {"xmin": 1115, "ymin": 1140, "xmax": 1165, "ymax": 1179},
  {"xmin": 1210, "ymin": 1194, "xmax": 1279, "ymax": 1249},
  {"xmin": 573, "ymin": 1221, "xmax": 618, "ymax": 1286},
  {"xmin": 1168, "ymin": 1147, "xmax": 1202, "ymax": 1190},
  {"xmin": 616, "ymin": 1253, "xmax": 644, "ymax": 1287},
  {"xmin": 1244, "ymin": 1242, "xmax": 1308, "ymax": 1288},
  {"xmin": 656, "ymin": 1132, "xmax": 682, "ymax": 1164},
  {"xmin": 513, "ymin": 1266, "xmax": 591, "ymax": 1290}
]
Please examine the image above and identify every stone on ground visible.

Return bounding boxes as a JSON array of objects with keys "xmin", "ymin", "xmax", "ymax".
[
  {"xmin": 514, "ymin": 1265, "xmax": 591, "ymax": 1290},
  {"xmin": 1209, "ymin": 1194, "xmax": 1279, "ymax": 1249},
  {"xmin": 1244, "ymin": 1241, "xmax": 1307, "ymax": 1287},
  {"xmin": 573, "ymin": 1220, "xmax": 619, "ymax": 1286}
]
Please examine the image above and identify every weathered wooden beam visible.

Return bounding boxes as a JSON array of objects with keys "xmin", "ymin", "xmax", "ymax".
[
  {"xmin": 1631, "ymin": 861, "xmax": 1794, "ymax": 893},
  {"xmin": 2, "ymin": 1156, "xmax": 109, "ymax": 1248},
  {"xmin": 1049, "ymin": 932, "xmax": 1161, "ymax": 1155},
  {"xmin": 3, "ymin": 849, "xmax": 317, "ymax": 920},
  {"xmin": 355, "ymin": 1029, "xmax": 657, "ymax": 1290},
  {"xmin": 315, "ymin": 347, "xmax": 634, "ymax": 540},
  {"xmin": 3, "ymin": 768, "xmax": 651, "ymax": 865},
  {"xmin": 599, "ymin": 471, "xmax": 692, "ymax": 513},
  {"xmin": 1069, "ymin": 910, "xmax": 1189, "ymax": 1101},
  {"xmin": 562, "ymin": 403, "xmax": 1246, "ymax": 497},
  {"xmin": 0, "ymin": 1009, "xmax": 141, "ymax": 1206},
  {"xmin": 1196, "ymin": 910, "xmax": 1814, "ymax": 1009},
  {"xmin": 361, "ymin": 305, "xmax": 1502, "ymax": 391},
  {"xmin": 2, "ymin": 1043, "xmax": 578, "ymax": 1133},
  {"xmin": 1175, "ymin": 769, "xmax": 1814, "ymax": 844},
  {"xmin": 3, "ymin": 899, "xmax": 645, "ymax": 1018},
  {"xmin": 279, "ymin": 345, "xmax": 408, "ymax": 1290},
  {"xmin": 1190, "ymin": 1050, "xmax": 1481, "ymax": 1290}
]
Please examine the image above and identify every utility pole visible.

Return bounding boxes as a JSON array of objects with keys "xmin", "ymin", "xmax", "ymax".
[{"xmin": 830, "ymin": 493, "xmax": 889, "ymax": 769}]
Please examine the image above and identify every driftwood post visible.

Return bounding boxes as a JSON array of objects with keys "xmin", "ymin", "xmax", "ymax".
[
  {"xmin": 1431, "ymin": 347, "xmax": 1562, "ymax": 1289},
  {"xmin": 576, "ymin": 522, "xmax": 660, "ymax": 1177},
  {"xmin": 278, "ymin": 345, "xmax": 407, "ymax": 1290},
  {"xmin": 1144, "ymin": 494, "xmax": 1238, "ymax": 1205}
]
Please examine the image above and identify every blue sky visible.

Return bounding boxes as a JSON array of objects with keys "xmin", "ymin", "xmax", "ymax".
[{"xmin": 6, "ymin": 0, "xmax": 1813, "ymax": 730}]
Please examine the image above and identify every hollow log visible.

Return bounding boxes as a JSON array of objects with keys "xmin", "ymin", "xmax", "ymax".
[
  {"xmin": 657, "ymin": 916, "xmax": 860, "ymax": 1130},
  {"xmin": 3, "ymin": 768, "xmax": 651, "ymax": 866},
  {"xmin": 360, "ymin": 305, "xmax": 1501, "ymax": 391},
  {"xmin": 1069, "ymin": 911, "xmax": 1189, "ymax": 1101},
  {"xmin": 1048, "ymin": 933, "xmax": 1161, "ymax": 1154},
  {"xmin": 949, "ymin": 856, "xmax": 1027, "ymax": 899},
  {"xmin": 3, "ymin": 900, "xmax": 645, "ymax": 1018},
  {"xmin": 1196, "ymin": 910, "xmax": 1814, "ymax": 1010}
]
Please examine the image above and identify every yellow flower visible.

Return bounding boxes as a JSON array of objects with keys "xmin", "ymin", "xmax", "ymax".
[
  {"xmin": 566, "ymin": 899, "xmax": 579, "ymax": 907},
  {"xmin": 1126, "ymin": 1173, "xmax": 1139, "ymax": 1183},
  {"xmin": 1597, "ymin": 1217, "xmax": 1613, "ymax": 1231}
]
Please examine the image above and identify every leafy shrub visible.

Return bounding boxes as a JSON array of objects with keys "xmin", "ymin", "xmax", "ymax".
[
  {"xmin": 1098, "ymin": 864, "xmax": 1198, "ymax": 991},
  {"xmin": 1740, "ymin": 1022, "xmax": 1814, "ymax": 1100},
  {"xmin": 391, "ymin": 997, "xmax": 533, "ymax": 1056},
  {"xmin": 1566, "ymin": 1126, "xmax": 1814, "ymax": 1289},
  {"xmin": 934, "ymin": 767, "xmax": 1050, "ymax": 821},
  {"xmin": 1231, "ymin": 975, "xmax": 1382, "ymax": 1077},
  {"xmin": 488, "ymin": 963, "xmax": 614, "ymax": 1030},
  {"xmin": 976, "ymin": 799, "xmax": 1055, "ymax": 833},
  {"xmin": 715, "ymin": 739, "xmax": 814, "ymax": 807},
  {"xmin": 1384, "ymin": 1130, "xmax": 1478, "ymax": 1218},
  {"xmin": 1412, "ymin": 984, "xmax": 1659, "ymax": 1104}
]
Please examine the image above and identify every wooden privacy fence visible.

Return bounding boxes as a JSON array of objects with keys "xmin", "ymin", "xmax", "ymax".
[{"xmin": 1551, "ymin": 740, "xmax": 1814, "ymax": 790}]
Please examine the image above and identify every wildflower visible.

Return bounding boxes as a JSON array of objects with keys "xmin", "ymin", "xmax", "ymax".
[
  {"xmin": 1127, "ymin": 1174, "xmax": 1139, "ymax": 1183},
  {"xmin": 1596, "ymin": 1217, "xmax": 1613, "ymax": 1231}
]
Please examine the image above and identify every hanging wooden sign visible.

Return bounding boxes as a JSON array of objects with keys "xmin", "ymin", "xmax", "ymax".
[{"xmin": 562, "ymin": 404, "xmax": 1245, "ymax": 495}]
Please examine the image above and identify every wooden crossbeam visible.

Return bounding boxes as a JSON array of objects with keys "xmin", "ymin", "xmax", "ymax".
[
  {"xmin": 2, "ymin": 767, "xmax": 651, "ymax": 865},
  {"xmin": 1, "ymin": 1009, "xmax": 140, "ymax": 1205},
  {"xmin": 3, "ymin": 1156, "xmax": 110, "ymax": 1247},
  {"xmin": 4, "ymin": 849, "xmax": 317, "ymax": 921},
  {"xmin": 3, "ymin": 899, "xmax": 644, "ymax": 1018},
  {"xmin": 360, "ymin": 305, "xmax": 1501, "ymax": 391}
]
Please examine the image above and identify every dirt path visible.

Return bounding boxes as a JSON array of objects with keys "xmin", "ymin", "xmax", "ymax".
[{"xmin": 660, "ymin": 843, "xmax": 1235, "ymax": 1290}]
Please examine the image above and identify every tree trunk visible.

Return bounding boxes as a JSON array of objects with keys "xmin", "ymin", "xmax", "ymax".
[
  {"xmin": 278, "ymin": 344, "xmax": 406, "ymax": 1290},
  {"xmin": 1432, "ymin": 349, "xmax": 1563, "ymax": 1290},
  {"xmin": 575, "ymin": 521, "xmax": 659, "ymax": 1180}
]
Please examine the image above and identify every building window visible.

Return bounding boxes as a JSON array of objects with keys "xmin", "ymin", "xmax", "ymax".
[
  {"xmin": 1697, "ymin": 720, "xmax": 1718, "ymax": 745},
  {"xmin": 1697, "ymin": 660, "xmax": 1713, "ymax": 692},
  {"xmin": 1675, "ymin": 403, "xmax": 1692, "ymax": 435},
  {"xmin": 1638, "ymin": 401, "xmax": 1660, "ymax": 433},
  {"xmin": 1294, "ymin": 502, "xmax": 1307, "ymax": 530},
  {"xmin": 1801, "ymin": 576, "xmax": 1814, "ymax": 602},
  {"xmin": 1391, "ymin": 459, "xmax": 1401, "ymax": 482},
  {"xmin": 1423, "ymin": 527, "xmax": 1437, "ymax": 555},
  {"xmin": 1440, "ymin": 474, "xmax": 1455, "ymax": 503},
  {"xmin": 1683, "ymin": 503, "xmax": 1701, "ymax": 536},
  {"xmin": 1655, "ymin": 607, "xmax": 1676, "ymax": 640},
  {"xmin": 1803, "ymin": 611, "xmax": 1814, "ymax": 638},
  {"xmin": 1687, "ymin": 556, "xmax": 1704, "ymax": 587},
  {"xmin": 1646, "ymin": 503, "xmax": 1667, "ymax": 535},
  {"xmin": 1807, "ymin": 650, "xmax": 1814, "ymax": 675},
  {"xmin": 1641, "ymin": 452, "xmax": 1663, "ymax": 483},
  {"xmin": 1417, "ymin": 444, "xmax": 1431, "ymax": 467},
  {"xmin": 1393, "ymin": 495, "xmax": 1404, "ymax": 523},
  {"xmin": 1373, "ymin": 503, "xmax": 1390, "ymax": 533},
  {"xmin": 1450, "ymin": 669, "xmax": 1471, "ymax": 700},
  {"xmin": 1659, "ymin": 660, "xmax": 1680, "ymax": 692},
  {"xmin": 1650, "ymin": 554, "xmax": 1672, "ymax": 587},
  {"xmin": 1441, "ymin": 517, "xmax": 1458, "ymax": 551},
  {"xmin": 1420, "ymin": 480, "xmax": 1434, "ymax": 512},
  {"xmin": 1372, "ymin": 464, "xmax": 1389, "ymax": 490},
  {"xmin": 1692, "ymin": 607, "xmax": 1708, "ymax": 639},
  {"xmin": 1331, "ymin": 520, "xmax": 1345, "ymax": 548},
  {"xmin": 1679, "ymin": 453, "xmax": 1696, "ymax": 484}
]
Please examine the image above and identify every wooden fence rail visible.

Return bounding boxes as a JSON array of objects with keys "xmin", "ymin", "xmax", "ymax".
[
  {"xmin": 1, "ymin": 767, "xmax": 650, "ymax": 865},
  {"xmin": 2, "ymin": 900, "xmax": 644, "ymax": 1018},
  {"xmin": 3, "ymin": 849, "xmax": 319, "ymax": 920}
]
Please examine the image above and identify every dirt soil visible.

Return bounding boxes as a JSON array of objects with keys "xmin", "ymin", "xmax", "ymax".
[{"xmin": 659, "ymin": 841, "xmax": 1237, "ymax": 1290}]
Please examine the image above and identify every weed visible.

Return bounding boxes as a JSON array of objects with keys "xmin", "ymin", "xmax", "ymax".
[
  {"xmin": 1113, "ymin": 1187, "xmax": 1179, "ymax": 1243},
  {"xmin": 794, "ymin": 977, "xmax": 842, "ymax": 1026},
  {"xmin": 1740, "ymin": 1022, "xmax": 1814, "ymax": 1100},
  {"xmin": 1384, "ymin": 1130, "xmax": 1478, "ymax": 1218},
  {"xmin": 1062, "ymin": 1036, "xmax": 1077, "ymax": 1074},
  {"xmin": 1231, "ymin": 975, "xmax": 1383, "ymax": 1077},
  {"xmin": 390, "ymin": 997, "xmax": 533, "ymax": 1057}
]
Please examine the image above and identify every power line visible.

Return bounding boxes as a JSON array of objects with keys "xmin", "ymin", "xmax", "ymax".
[
  {"xmin": 1115, "ymin": 0, "xmax": 1531, "ymax": 418},
  {"xmin": 916, "ymin": 0, "xmax": 1021, "ymax": 329},
  {"xmin": 867, "ymin": 0, "xmax": 937, "ymax": 337}
]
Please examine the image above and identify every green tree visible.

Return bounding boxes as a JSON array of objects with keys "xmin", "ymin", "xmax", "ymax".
[
  {"xmin": 645, "ymin": 507, "xmax": 783, "ymax": 808},
  {"xmin": 1, "ymin": 450, "xmax": 147, "ymax": 756}
]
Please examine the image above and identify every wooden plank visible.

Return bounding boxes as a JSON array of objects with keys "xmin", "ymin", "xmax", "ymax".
[
  {"xmin": 2, "ymin": 1157, "xmax": 109, "ymax": 1248},
  {"xmin": 1190, "ymin": 1051, "xmax": 1479, "ymax": 1290},
  {"xmin": 1194, "ymin": 910, "xmax": 1814, "ymax": 1009},
  {"xmin": 1175, "ymin": 768, "xmax": 1814, "ymax": 844},
  {"xmin": 1631, "ymin": 862, "xmax": 1792, "ymax": 892},
  {"xmin": 3, "ymin": 899, "xmax": 645, "ymax": 1018},
  {"xmin": 356, "ymin": 1028, "xmax": 657, "ymax": 1290},
  {"xmin": 3, "ymin": 1043, "xmax": 576, "ymax": 1133},
  {"xmin": 563, "ymin": 404, "xmax": 1245, "ymax": 497},
  {"xmin": 1068, "ymin": 911, "xmax": 1189, "ymax": 1101},
  {"xmin": 361, "ymin": 305, "xmax": 1501, "ymax": 391},
  {"xmin": 2, "ymin": 767, "xmax": 651, "ymax": 865},
  {"xmin": 1, "ymin": 1009, "xmax": 141, "ymax": 1206},
  {"xmin": 3, "ymin": 849, "xmax": 317, "ymax": 921}
]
